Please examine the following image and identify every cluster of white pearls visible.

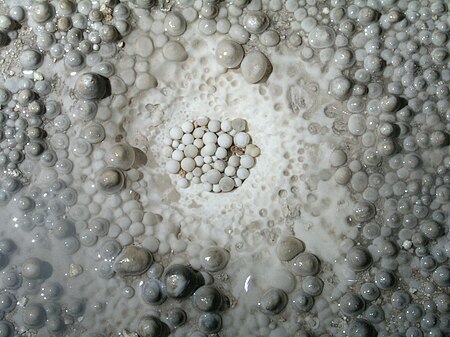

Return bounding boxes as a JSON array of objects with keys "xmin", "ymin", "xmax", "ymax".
[{"xmin": 164, "ymin": 117, "xmax": 260, "ymax": 193}]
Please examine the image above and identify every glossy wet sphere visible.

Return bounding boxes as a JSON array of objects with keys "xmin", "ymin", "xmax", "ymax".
[
  {"xmin": 96, "ymin": 167, "xmax": 125, "ymax": 194},
  {"xmin": 291, "ymin": 252, "xmax": 320, "ymax": 276},
  {"xmin": 433, "ymin": 266, "xmax": 450, "ymax": 286},
  {"xmin": 163, "ymin": 264, "xmax": 203, "ymax": 298},
  {"xmin": 258, "ymin": 288, "xmax": 288, "ymax": 315},
  {"xmin": 138, "ymin": 316, "xmax": 163, "ymax": 337},
  {"xmin": 192, "ymin": 286, "xmax": 223, "ymax": 312},
  {"xmin": 198, "ymin": 313, "xmax": 222, "ymax": 333},
  {"xmin": 105, "ymin": 143, "xmax": 135, "ymax": 170},
  {"xmin": 374, "ymin": 270, "xmax": 396, "ymax": 290},
  {"xmin": 199, "ymin": 247, "xmax": 229, "ymax": 272},
  {"xmin": 302, "ymin": 276, "xmax": 323, "ymax": 296},
  {"xmin": 0, "ymin": 293, "xmax": 15, "ymax": 312},
  {"xmin": 346, "ymin": 246, "xmax": 373, "ymax": 271},
  {"xmin": 141, "ymin": 279, "xmax": 166, "ymax": 305},
  {"xmin": 166, "ymin": 308, "xmax": 186, "ymax": 328},
  {"xmin": 339, "ymin": 293, "xmax": 365, "ymax": 316},
  {"xmin": 291, "ymin": 290, "xmax": 314, "ymax": 312},
  {"xmin": 360, "ymin": 283, "xmax": 380, "ymax": 301},
  {"xmin": 364, "ymin": 304, "xmax": 385, "ymax": 323},
  {"xmin": 0, "ymin": 321, "xmax": 14, "ymax": 337},
  {"xmin": 391, "ymin": 290, "xmax": 411, "ymax": 309},
  {"xmin": 22, "ymin": 303, "xmax": 46, "ymax": 328},
  {"xmin": 215, "ymin": 40, "xmax": 244, "ymax": 68},
  {"xmin": 75, "ymin": 73, "xmax": 108, "ymax": 100},
  {"xmin": 347, "ymin": 319, "xmax": 377, "ymax": 337},
  {"xmin": 21, "ymin": 257, "xmax": 44, "ymax": 279}
]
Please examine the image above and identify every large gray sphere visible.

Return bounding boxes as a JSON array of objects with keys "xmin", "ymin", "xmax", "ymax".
[{"xmin": 75, "ymin": 73, "xmax": 108, "ymax": 100}]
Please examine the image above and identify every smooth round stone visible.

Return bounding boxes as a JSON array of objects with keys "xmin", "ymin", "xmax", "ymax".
[
  {"xmin": 243, "ymin": 11, "xmax": 269, "ymax": 34},
  {"xmin": 219, "ymin": 177, "xmax": 234, "ymax": 192},
  {"xmin": 21, "ymin": 257, "xmax": 45, "ymax": 279},
  {"xmin": 346, "ymin": 246, "xmax": 373, "ymax": 271},
  {"xmin": 113, "ymin": 246, "xmax": 153, "ymax": 277},
  {"xmin": 19, "ymin": 49, "xmax": 43, "ymax": 70},
  {"xmin": 215, "ymin": 40, "xmax": 244, "ymax": 68},
  {"xmin": 308, "ymin": 25, "xmax": 336, "ymax": 48},
  {"xmin": 105, "ymin": 143, "xmax": 135, "ymax": 170},
  {"xmin": 291, "ymin": 253, "xmax": 320, "ymax": 276},
  {"xmin": 192, "ymin": 286, "xmax": 223, "ymax": 312},
  {"xmin": 138, "ymin": 316, "xmax": 164, "ymax": 337},
  {"xmin": 96, "ymin": 167, "xmax": 126, "ymax": 194},
  {"xmin": 276, "ymin": 236, "xmax": 305, "ymax": 261},
  {"xmin": 163, "ymin": 264, "xmax": 203, "ymax": 298},
  {"xmin": 328, "ymin": 76, "xmax": 352, "ymax": 100},
  {"xmin": 134, "ymin": 36, "xmax": 154, "ymax": 58},
  {"xmin": 75, "ymin": 73, "xmax": 108, "ymax": 100},
  {"xmin": 22, "ymin": 303, "xmax": 46, "ymax": 328},
  {"xmin": 164, "ymin": 12, "xmax": 186, "ymax": 36},
  {"xmin": 162, "ymin": 41, "xmax": 188, "ymax": 62},
  {"xmin": 258, "ymin": 288, "xmax": 288, "ymax": 315},
  {"xmin": 31, "ymin": 2, "xmax": 54, "ymax": 23},
  {"xmin": 240, "ymin": 51, "xmax": 272, "ymax": 84},
  {"xmin": 200, "ymin": 247, "xmax": 229, "ymax": 272},
  {"xmin": 141, "ymin": 279, "xmax": 166, "ymax": 305}
]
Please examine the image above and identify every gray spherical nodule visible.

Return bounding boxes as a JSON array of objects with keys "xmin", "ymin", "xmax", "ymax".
[
  {"xmin": 22, "ymin": 303, "xmax": 46, "ymax": 329},
  {"xmin": 141, "ymin": 279, "xmax": 166, "ymax": 305},
  {"xmin": 163, "ymin": 264, "xmax": 204, "ymax": 299},
  {"xmin": 192, "ymin": 286, "xmax": 223, "ymax": 312},
  {"xmin": 276, "ymin": 236, "xmax": 305, "ymax": 261},
  {"xmin": 240, "ymin": 51, "xmax": 272, "ymax": 84},
  {"xmin": 75, "ymin": 73, "xmax": 109, "ymax": 100},
  {"xmin": 199, "ymin": 246, "xmax": 229, "ymax": 272},
  {"xmin": 113, "ymin": 246, "xmax": 153, "ymax": 277},
  {"xmin": 96, "ymin": 167, "xmax": 126, "ymax": 194},
  {"xmin": 258, "ymin": 288, "xmax": 288, "ymax": 315}
]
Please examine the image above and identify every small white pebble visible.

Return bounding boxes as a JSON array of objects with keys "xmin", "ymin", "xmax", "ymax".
[
  {"xmin": 177, "ymin": 144, "xmax": 186, "ymax": 151},
  {"xmin": 181, "ymin": 121, "xmax": 194, "ymax": 133},
  {"xmin": 172, "ymin": 140, "xmax": 180, "ymax": 148},
  {"xmin": 197, "ymin": 116, "xmax": 209, "ymax": 126},
  {"xmin": 212, "ymin": 184, "xmax": 221, "ymax": 193},
  {"xmin": 193, "ymin": 128, "xmax": 205, "ymax": 138},
  {"xmin": 169, "ymin": 127, "xmax": 183, "ymax": 140},
  {"xmin": 202, "ymin": 164, "xmax": 212, "ymax": 173},
  {"xmin": 225, "ymin": 166, "xmax": 236, "ymax": 176},
  {"xmin": 219, "ymin": 176, "xmax": 235, "ymax": 192},
  {"xmin": 218, "ymin": 133, "xmax": 233, "ymax": 148},
  {"xmin": 194, "ymin": 156, "xmax": 204, "ymax": 166},
  {"xmin": 234, "ymin": 178, "xmax": 242, "ymax": 186},
  {"xmin": 221, "ymin": 120, "xmax": 232, "ymax": 132},
  {"xmin": 208, "ymin": 119, "xmax": 221, "ymax": 132},
  {"xmin": 166, "ymin": 160, "xmax": 180, "ymax": 174},
  {"xmin": 203, "ymin": 132, "xmax": 218, "ymax": 144},
  {"xmin": 181, "ymin": 157, "xmax": 196, "ymax": 172},
  {"xmin": 240, "ymin": 154, "xmax": 255, "ymax": 168},
  {"xmin": 228, "ymin": 155, "xmax": 240, "ymax": 167},
  {"xmin": 193, "ymin": 167, "xmax": 203, "ymax": 177},
  {"xmin": 204, "ymin": 156, "xmax": 213, "ymax": 164},
  {"xmin": 129, "ymin": 222, "xmax": 145, "ymax": 237},
  {"xmin": 245, "ymin": 144, "xmax": 261, "ymax": 157},
  {"xmin": 232, "ymin": 118, "xmax": 247, "ymax": 131},
  {"xmin": 186, "ymin": 172, "xmax": 193, "ymax": 180},
  {"xmin": 234, "ymin": 132, "xmax": 250, "ymax": 147},
  {"xmin": 214, "ymin": 160, "xmax": 226, "ymax": 172},
  {"xmin": 205, "ymin": 169, "xmax": 221, "ymax": 184},
  {"xmin": 237, "ymin": 167, "xmax": 250, "ymax": 179},
  {"xmin": 215, "ymin": 147, "xmax": 228, "ymax": 159},
  {"xmin": 192, "ymin": 176, "xmax": 201, "ymax": 184},
  {"xmin": 193, "ymin": 138, "xmax": 204, "ymax": 149},
  {"xmin": 181, "ymin": 133, "xmax": 194, "ymax": 145},
  {"xmin": 172, "ymin": 149, "xmax": 184, "ymax": 161},
  {"xmin": 177, "ymin": 178, "xmax": 189, "ymax": 188},
  {"xmin": 203, "ymin": 182, "xmax": 212, "ymax": 192},
  {"xmin": 201, "ymin": 143, "xmax": 217, "ymax": 156},
  {"xmin": 183, "ymin": 144, "xmax": 198, "ymax": 158}
]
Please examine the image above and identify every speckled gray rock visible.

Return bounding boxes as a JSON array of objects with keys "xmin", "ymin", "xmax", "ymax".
[
  {"xmin": 19, "ymin": 49, "xmax": 43, "ymax": 70},
  {"xmin": 276, "ymin": 236, "xmax": 305, "ymax": 261},
  {"xmin": 113, "ymin": 246, "xmax": 153, "ymax": 277}
]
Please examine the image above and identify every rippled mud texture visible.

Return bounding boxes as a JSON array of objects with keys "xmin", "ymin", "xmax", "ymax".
[{"xmin": 0, "ymin": 0, "xmax": 449, "ymax": 337}]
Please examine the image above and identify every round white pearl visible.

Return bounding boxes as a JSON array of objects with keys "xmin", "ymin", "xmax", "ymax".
[
  {"xmin": 218, "ymin": 134, "xmax": 233, "ymax": 148},
  {"xmin": 214, "ymin": 160, "xmax": 226, "ymax": 172},
  {"xmin": 205, "ymin": 169, "xmax": 221, "ymax": 184},
  {"xmin": 192, "ymin": 177, "xmax": 201, "ymax": 184},
  {"xmin": 228, "ymin": 155, "xmax": 240, "ymax": 167},
  {"xmin": 172, "ymin": 140, "xmax": 180, "ymax": 148},
  {"xmin": 178, "ymin": 144, "xmax": 186, "ymax": 150},
  {"xmin": 183, "ymin": 144, "xmax": 198, "ymax": 158},
  {"xmin": 197, "ymin": 116, "xmax": 209, "ymax": 126},
  {"xmin": 240, "ymin": 155, "xmax": 255, "ymax": 168},
  {"xmin": 186, "ymin": 172, "xmax": 193, "ymax": 180},
  {"xmin": 234, "ymin": 178, "xmax": 242, "ymax": 186},
  {"xmin": 219, "ymin": 176, "xmax": 235, "ymax": 192},
  {"xmin": 221, "ymin": 120, "xmax": 232, "ymax": 132},
  {"xmin": 193, "ymin": 139, "xmax": 204, "ymax": 149},
  {"xmin": 225, "ymin": 166, "xmax": 236, "ymax": 176},
  {"xmin": 234, "ymin": 132, "xmax": 250, "ymax": 147},
  {"xmin": 202, "ymin": 164, "xmax": 212, "ymax": 173},
  {"xmin": 169, "ymin": 127, "xmax": 183, "ymax": 140},
  {"xmin": 193, "ymin": 128, "xmax": 205, "ymax": 138},
  {"xmin": 237, "ymin": 167, "xmax": 250, "ymax": 179},
  {"xmin": 181, "ymin": 133, "xmax": 194, "ymax": 145},
  {"xmin": 204, "ymin": 156, "xmax": 213, "ymax": 164},
  {"xmin": 208, "ymin": 120, "xmax": 221, "ymax": 132},
  {"xmin": 181, "ymin": 121, "xmax": 194, "ymax": 133},
  {"xmin": 181, "ymin": 158, "xmax": 195, "ymax": 172},
  {"xmin": 177, "ymin": 178, "xmax": 189, "ymax": 188},
  {"xmin": 215, "ymin": 147, "xmax": 228, "ymax": 159},
  {"xmin": 212, "ymin": 184, "xmax": 221, "ymax": 193},
  {"xmin": 194, "ymin": 156, "xmax": 204, "ymax": 166},
  {"xmin": 193, "ymin": 167, "xmax": 202, "ymax": 177},
  {"xmin": 172, "ymin": 149, "xmax": 184, "ymax": 161},
  {"xmin": 166, "ymin": 160, "xmax": 180, "ymax": 174},
  {"xmin": 203, "ymin": 132, "xmax": 218, "ymax": 144},
  {"xmin": 202, "ymin": 143, "xmax": 217, "ymax": 156},
  {"xmin": 203, "ymin": 182, "xmax": 212, "ymax": 192}
]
